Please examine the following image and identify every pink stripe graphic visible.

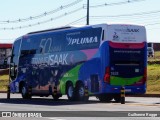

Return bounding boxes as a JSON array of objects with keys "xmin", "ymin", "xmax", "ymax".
[
  {"xmin": 81, "ymin": 49, "xmax": 98, "ymax": 60},
  {"xmin": 109, "ymin": 41, "xmax": 145, "ymax": 49}
]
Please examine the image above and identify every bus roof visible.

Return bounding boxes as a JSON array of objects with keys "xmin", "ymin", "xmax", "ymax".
[
  {"xmin": 25, "ymin": 23, "xmax": 145, "ymax": 35},
  {"xmin": 27, "ymin": 26, "xmax": 73, "ymax": 35},
  {"xmin": 13, "ymin": 23, "xmax": 145, "ymax": 43}
]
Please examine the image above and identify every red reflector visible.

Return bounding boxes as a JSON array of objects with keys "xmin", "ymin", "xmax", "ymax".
[
  {"xmin": 104, "ymin": 67, "xmax": 110, "ymax": 83},
  {"xmin": 135, "ymin": 67, "xmax": 147, "ymax": 85}
]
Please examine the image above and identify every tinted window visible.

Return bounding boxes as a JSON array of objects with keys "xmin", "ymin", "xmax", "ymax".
[
  {"xmin": 11, "ymin": 39, "xmax": 21, "ymax": 80},
  {"xmin": 20, "ymin": 27, "xmax": 102, "ymax": 54},
  {"xmin": 110, "ymin": 48, "xmax": 144, "ymax": 66},
  {"xmin": 64, "ymin": 27, "xmax": 102, "ymax": 51},
  {"xmin": 21, "ymin": 36, "xmax": 41, "ymax": 54},
  {"xmin": 42, "ymin": 27, "xmax": 102, "ymax": 53},
  {"xmin": 13, "ymin": 39, "xmax": 21, "ymax": 56}
]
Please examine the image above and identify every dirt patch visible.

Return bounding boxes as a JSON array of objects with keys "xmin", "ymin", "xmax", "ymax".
[{"xmin": 0, "ymin": 69, "xmax": 9, "ymax": 75}]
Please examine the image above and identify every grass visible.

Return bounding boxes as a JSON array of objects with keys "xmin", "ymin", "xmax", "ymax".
[
  {"xmin": 0, "ymin": 75, "xmax": 9, "ymax": 91},
  {"xmin": 154, "ymin": 51, "xmax": 160, "ymax": 59},
  {"xmin": 148, "ymin": 51, "xmax": 160, "ymax": 61},
  {"xmin": 145, "ymin": 51, "xmax": 160, "ymax": 94},
  {"xmin": 147, "ymin": 64, "xmax": 160, "ymax": 94}
]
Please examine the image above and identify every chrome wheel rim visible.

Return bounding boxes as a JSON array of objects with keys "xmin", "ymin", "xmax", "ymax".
[
  {"xmin": 79, "ymin": 86, "xmax": 84, "ymax": 97},
  {"xmin": 22, "ymin": 86, "xmax": 26, "ymax": 96}
]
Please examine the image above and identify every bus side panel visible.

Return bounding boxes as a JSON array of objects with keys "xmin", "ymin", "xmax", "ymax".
[
  {"xmin": 99, "ymin": 41, "xmax": 111, "ymax": 93},
  {"xmin": 79, "ymin": 57, "xmax": 101, "ymax": 94},
  {"xmin": 59, "ymin": 49, "xmax": 100, "ymax": 95},
  {"xmin": 78, "ymin": 41, "xmax": 110, "ymax": 95}
]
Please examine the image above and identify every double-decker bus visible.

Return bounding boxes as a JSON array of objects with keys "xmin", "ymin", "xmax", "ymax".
[
  {"xmin": 9, "ymin": 24, "xmax": 147, "ymax": 102},
  {"xmin": 0, "ymin": 44, "xmax": 12, "ymax": 69}
]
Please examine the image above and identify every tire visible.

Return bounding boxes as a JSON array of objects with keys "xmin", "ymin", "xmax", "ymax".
[
  {"xmin": 76, "ymin": 83, "xmax": 89, "ymax": 101},
  {"xmin": 66, "ymin": 82, "xmax": 75, "ymax": 101},
  {"xmin": 21, "ymin": 84, "xmax": 31, "ymax": 99},
  {"xmin": 98, "ymin": 94, "xmax": 113, "ymax": 102},
  {"xmin": 113, "ymin": 94, "xmax": 121, "ymax": 103}
]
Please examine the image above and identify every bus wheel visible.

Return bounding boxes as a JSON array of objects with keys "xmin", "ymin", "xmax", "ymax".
[
  {"xmin": 113, "ymin": 94, "xmax": 121, "ymax": 103},
  {"xmin": 21, "ymin": 84, "xmax": 31, "ymax": 99},
  {"xmin": 76, "ymin": 83, "xmax": 89, "ymax": 101},
  {"xmin": 98, "ymin": 94, "xmax": 113, "ymax": 102},
  {"xmin": 66, "ymin": 82, "xmax": 75, "ymax": 101}
]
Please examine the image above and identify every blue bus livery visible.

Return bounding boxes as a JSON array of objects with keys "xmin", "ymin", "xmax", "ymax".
[{"xmin": 9, "ymin": 24, "xmax": 147, "ymax": 102}]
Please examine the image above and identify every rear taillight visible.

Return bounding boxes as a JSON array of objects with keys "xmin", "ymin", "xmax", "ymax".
[{"xmin": 104, "ymin": 67, "xmax": 110, "ymax": 83}]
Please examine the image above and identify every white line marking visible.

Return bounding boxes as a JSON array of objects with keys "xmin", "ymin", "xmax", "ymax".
[{"xmin": 48, "ymin": 118, "xmax": 65, "ymax": 120}]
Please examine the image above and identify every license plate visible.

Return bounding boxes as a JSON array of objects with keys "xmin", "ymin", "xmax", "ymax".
[{"xmin": 125, "ymin": 89, "xmax": 131, "ymax": 92}]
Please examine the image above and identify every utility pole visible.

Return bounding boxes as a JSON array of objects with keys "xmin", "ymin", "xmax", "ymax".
[{"xmin": 86, "ymin": 0, "xmax": 89, "ymax": 25}]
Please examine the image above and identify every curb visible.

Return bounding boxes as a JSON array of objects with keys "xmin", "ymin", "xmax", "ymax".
[{"xmin": 127, "ymin": 94, "xmax": 160, "ymax": 97}]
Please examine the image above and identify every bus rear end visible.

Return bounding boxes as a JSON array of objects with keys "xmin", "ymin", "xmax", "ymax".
[{"xmin": 106, "ymin": 24, "xmax": 147, "ymax": 95}]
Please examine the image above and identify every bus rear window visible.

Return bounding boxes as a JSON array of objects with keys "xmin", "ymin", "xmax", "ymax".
[{"xmin": 113, "ymin": 61, "xmax": 140, "ymax": 66}]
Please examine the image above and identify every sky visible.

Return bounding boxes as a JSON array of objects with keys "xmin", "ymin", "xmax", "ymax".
[{"xmin": 0, "ymin": 0, "xmax": 160, "ymax": 43}]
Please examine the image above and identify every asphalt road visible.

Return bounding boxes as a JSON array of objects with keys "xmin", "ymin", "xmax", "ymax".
[{"xmin": 0, "ymin": 93, "xmax": 160, "ymax": 120}]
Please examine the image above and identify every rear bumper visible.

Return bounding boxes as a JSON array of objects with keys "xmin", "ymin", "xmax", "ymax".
[{"xmin": 102, "ymin": 84, "xmax": 146, "ymax": 95}]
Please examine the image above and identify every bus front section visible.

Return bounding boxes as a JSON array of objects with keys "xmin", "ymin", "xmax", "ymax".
[{"xmin": 106, "ymin": 24, "xmax": 147, "ymax": 95}]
